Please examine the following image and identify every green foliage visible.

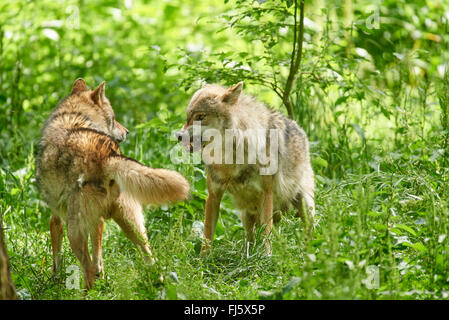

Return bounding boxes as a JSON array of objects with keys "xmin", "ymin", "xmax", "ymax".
[{"xmin": 0, "ymin": 0, "xmax": 448, "ymax": 300}]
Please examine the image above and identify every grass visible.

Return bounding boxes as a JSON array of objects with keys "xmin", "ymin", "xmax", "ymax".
[
  {"xmin": 0, "ymin": 0, "xmax": 448, "ymax": 301},
  {"xmin": 1, "ymin": 110, "xmax": 448, "ymax": 300}
]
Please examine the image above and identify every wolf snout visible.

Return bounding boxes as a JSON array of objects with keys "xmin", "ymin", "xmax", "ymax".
[
  {"xmin": 113, "ymin": 122, "xmax": 129, "ymax": 143},
  {"xmin": 176, "ymin": 129, "xmax": 194, "ymax": 153},
  {"xmin": 122, "ymin": 126, "xmax": 129, "ymax": 137},
  {"xmin": 116, "ymin": 131, "xmax": 128, "ymax": 143}
]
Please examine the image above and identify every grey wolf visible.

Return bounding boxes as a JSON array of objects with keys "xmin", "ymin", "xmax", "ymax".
[
  {"xmin": 176, "ymin": 82, "xmax": 315, "ymax": 255},
  {"xmin": 36, "ymin": 78, "xmax": 190, "ymax": 289}
]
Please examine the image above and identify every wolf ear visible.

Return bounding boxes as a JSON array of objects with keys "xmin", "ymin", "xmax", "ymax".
[
  {"xmin": 222, "ymin": 81, "xmax": 243, "ymax": 105},
  {"xmin": 71, "ymin": 78, "xmax": 88, "ymax": 94},
  {"xmin": 91, "ymin": 81, "xmax": 106, "ymax": 106}
]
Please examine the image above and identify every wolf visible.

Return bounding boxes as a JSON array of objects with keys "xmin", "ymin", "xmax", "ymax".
[
  {"xmin": 36, "ymin": 78, "xmax": 190, "ymax": 289},
  {"xmin": 176, "ymin": 82, "xmax": 315, "ymax": 255}
]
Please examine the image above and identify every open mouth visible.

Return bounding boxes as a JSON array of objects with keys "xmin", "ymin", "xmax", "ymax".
[{"xmin": 181, "ymin": 137, "xmax": 206, "ymax": 153}]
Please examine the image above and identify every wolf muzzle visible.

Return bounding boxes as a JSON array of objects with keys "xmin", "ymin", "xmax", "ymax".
[{"xmin": 175, "ymin": 129, "xmax": 195, "ymax": 153}]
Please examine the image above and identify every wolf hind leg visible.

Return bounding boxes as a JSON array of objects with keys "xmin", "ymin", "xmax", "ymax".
[
  {"xmin": 292, "ymin": 189, "xmax": 315, "ymax": 239},
  {"xmin": 50, "ymin": 214, "xmax": 64, "ymax": 274},
  {"xmin": 66, "ymin": 202, "xmax": 96, "ymax": 290},
  {"xmin": 111, "ymin": 195, "xmax": 155, "ymax": 264}
]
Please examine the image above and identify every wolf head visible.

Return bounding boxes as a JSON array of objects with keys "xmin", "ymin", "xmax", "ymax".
[
  {"xmin": 70, "ymin": 78, "xmax": 129, "ymax": 142},
  {"xmin": 176, "ymin": 82, "xmax": 243, "ymax": 152}
]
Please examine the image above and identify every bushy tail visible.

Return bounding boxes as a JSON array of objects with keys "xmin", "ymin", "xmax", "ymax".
[{"xmin": 104, "ymin": 156, "xmax": 190, "ymax": 205}]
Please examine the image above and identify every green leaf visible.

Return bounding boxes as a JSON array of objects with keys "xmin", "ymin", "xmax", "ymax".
[
  {"xmin": 394, "ymin": 224, "xmax": 417, "ymax": 237},
  {"xmin": 313, "ymin": 157, "xmax": 328, "ymax": 168},
  {"xmin": 135, "ymin": 117, "xmax": 167, "ymax": 129},
  {"xmin": 349, "ymin": 123, "xmax": 366, "ymax": 140},
  {"xmin": 402, "ymin": 242, "xmax": 427, "ymax": 253},
  {"xmin": 334, "ymin": 95, "xmax": 349, "ymax": 107},
  {"xmin": 166, "ymin": 285, "xmax": 178, "ymax": 300},
  {"xmin": 374, "ymin": 223, "xmax": 387, "ymax": 231},
  {"xmin": 310, "ymin": 239, "xmax": 325, "ymax": 247},
  {"xmin": 10, "ymin": 188, "xmax": 21, "ymax": 196}
]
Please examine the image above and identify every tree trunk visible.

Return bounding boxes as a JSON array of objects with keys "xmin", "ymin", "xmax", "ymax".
[{"xmin": 0, "ymin": 216, "xmax": 17, "ymax": 300}]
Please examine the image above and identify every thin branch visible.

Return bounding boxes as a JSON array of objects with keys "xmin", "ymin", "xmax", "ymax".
[
  {"xmin": 289, "ymin": 0, "xmax": 298, "ymax": 80},
  {"xmin": 282, "ymin": 0, "xmax": 305, "ymax": 119}
]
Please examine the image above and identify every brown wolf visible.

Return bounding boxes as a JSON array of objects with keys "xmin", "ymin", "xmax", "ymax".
[
  {"xmin": 36, "ymin": 78, "xmax": 190, "ymax": 289},
  {"xmin": 176, "ymin": 82, "xmax": 315, "ymax": 255}
]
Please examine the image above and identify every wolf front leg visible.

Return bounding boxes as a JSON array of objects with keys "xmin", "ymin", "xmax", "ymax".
[
  {"xmin": 241, "ymin": 211, "xmax": 256, "ymax": 245},
  {"xmin": 66, "ymin": 202, "xmax": 96, "ymax": 290},
  {"xmin": 200, "ymin": 174, "xmax": 224, "ymax": 257},
  {"xmin": 261, "ymin": 175, "xmax": 274, "ymax": 255}
]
